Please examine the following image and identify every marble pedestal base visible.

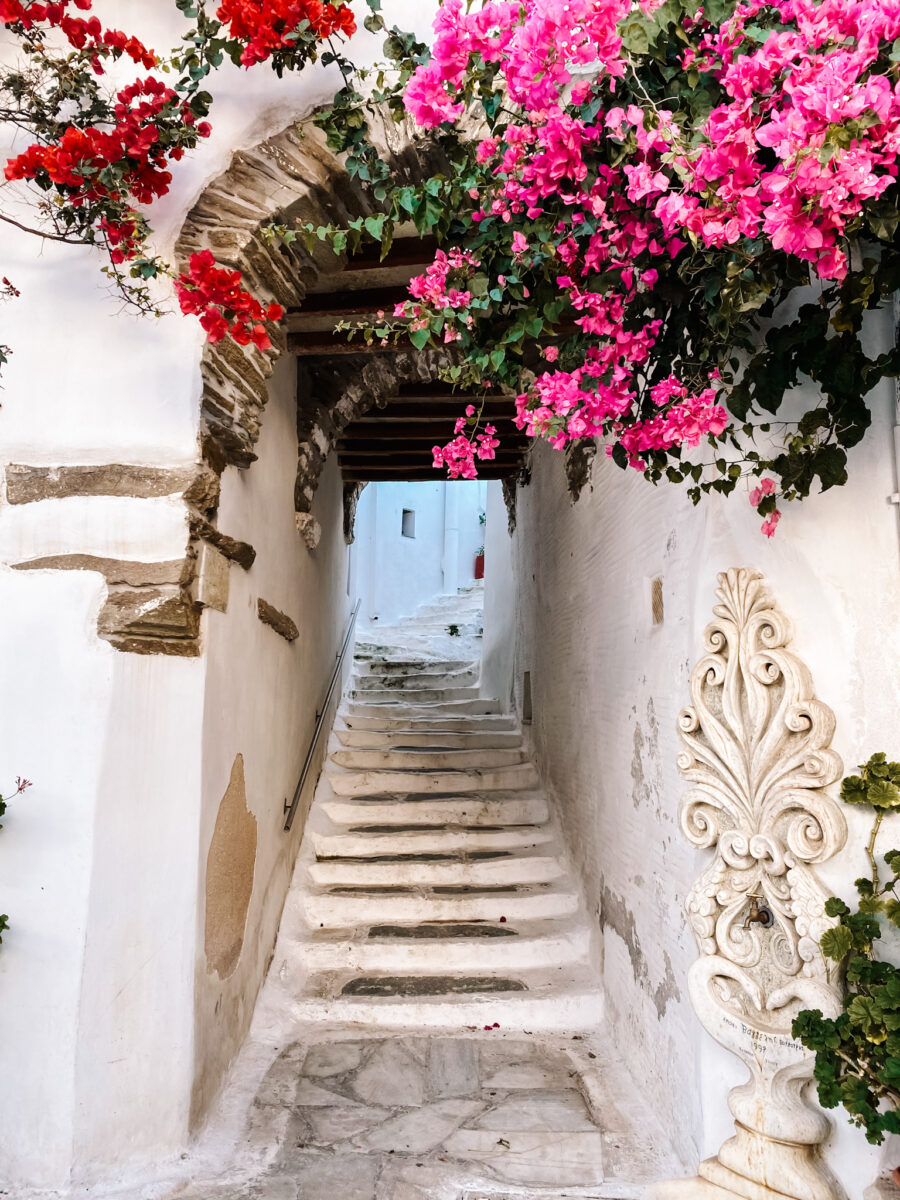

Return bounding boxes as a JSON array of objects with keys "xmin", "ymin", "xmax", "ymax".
[{"xmin": 645, "ymin": 1158, "xmax": 806, "ymax": 1200}]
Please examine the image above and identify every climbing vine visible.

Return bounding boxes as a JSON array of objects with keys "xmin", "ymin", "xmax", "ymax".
[
  {"xmin": 0, "ymin": 775, "xmax": 31, "ymax": 945},
  {"xmin": 793, "ymin": 754, "xmax": 900, "ymax": 1145},
  {"xmin": 278, "ymin": 0, "xmax": 900, "ymax": 532}
]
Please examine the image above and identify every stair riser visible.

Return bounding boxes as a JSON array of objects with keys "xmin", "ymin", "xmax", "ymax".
[
  {"xmin": 311, "ymin": 827, "xmax": 553, "ymax": 858},
  {"xmin": 339, "ymin": 714, "xmax": 516, "ymax": 732},
  {"xmin": 355, "ymin": 660, "xmax": 470, "ymax": 675},
  {"xmin": 335, "ymin": 729, "xmax": 523, "ymax": 749},
  {"xmin": 352, "ymin": 671, "xmax": 479, "ymax": 691},
  {"xmin": 298, "ymin": 931, "xmax": 590, "ymax": 973},
  {"xmin": 325, "ymin": 764, "xmax": 540, "ymax": 796},
  {"xmin": 303, "ymin": 891, "xmax": 579, "ymax": 925},
  {"xmin": 320, "ymin": 797, "xmax": 550, "ymax": 827},
  {"xmin": 308, "ymin": 856, "xmax": 563, "ymax": 887},
  {"xmin": 345, "ymin": 699, "xmax": 501, "ymax": 717},
  {"xmin": 329, "ymin": 748, "xmax": 527, "ymax": 770},
  {"xmin": 347, "ymin": 687, "xmax": 481, "ymax": 704}
]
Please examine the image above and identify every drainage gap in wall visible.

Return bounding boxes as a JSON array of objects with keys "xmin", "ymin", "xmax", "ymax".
[
  {"xmin": 522, "ymin": 670, "xmax": 533, "ymax": 725},
  {"xmin": 401, "ymin": 508, "xmax": 416, "ymax": 538}
]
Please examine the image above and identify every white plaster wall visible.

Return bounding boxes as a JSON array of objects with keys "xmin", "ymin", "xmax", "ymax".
[
  {"xmin": 194, "ymin": 356, "xmax": 350, "ymax": 1125},
  {"xmin": 505, "ymin": 307, "xmax": 900, "ymax": 1194},
  {"xmin": 0, "ymin": 4, "xmax": 435, "ymax": 1187},
  {"xmin": 0, "ymin": 561, "xmax": 205, "ymax": 1190},
  {"xmin": 481, "ymin": 480, "xmax": 516, "ymax": 707},
  {"xmin": 354, "ymin": 479, "xmax": 484, "ymax": 628}
]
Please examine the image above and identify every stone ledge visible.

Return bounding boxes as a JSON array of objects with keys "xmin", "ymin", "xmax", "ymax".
[
  {"xmin": 5, "ymin": 463, "xmax": 220, "ymax": 513},
  {"xmin": 12, "ymin": 554, "xmax": 187, "ymax": 587},
  {"xmin": 257, "ymin": 598, "xmax": 299, "ymax": 642}
]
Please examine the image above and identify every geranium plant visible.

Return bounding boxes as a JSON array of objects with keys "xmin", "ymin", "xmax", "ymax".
[
  {"xmin": 793, "ymin": 754, "xmax": 900, "ymax": 1146},
  {"xmin": 288, "ymin": 0, "xmax": 900, "ymax": 530},
  {"xmin": 0, "ymin": 0, "xmax": 357, "ymax": 359}
]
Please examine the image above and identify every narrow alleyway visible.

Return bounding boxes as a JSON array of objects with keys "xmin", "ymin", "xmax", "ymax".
[
  {"xmin": 284, "ymin": 582, "xmax": 599, "ymax": 1017},
  {"xmin": 144, "ymin": 588, "xmax": 679, "ymax": 1200}
]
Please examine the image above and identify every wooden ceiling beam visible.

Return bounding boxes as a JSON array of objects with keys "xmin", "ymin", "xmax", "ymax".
[
  {"xmin": 288, "ymin": 332, "xmax": 395, "ymax": 355},
  {"xmin": 287, "ymin": 284, "xmax": 410, "ymax": 318},
  {"xmin": 341, "ymin": 466, "xmax": 518, "ymax": 481},
  {"xmin": 337, "ymin": 449, "xmax": 527, "ymax": 463},
  {"xmin": 351, "ymin": 406, "xmax": 515, "ymax": 422},
  {"xmin": 340, "ymin": 236, "xmax": 439, "ymax": 271},
  {"xmin": 337, "ymin": 436, "xmax": 528, "ymax": 453}
]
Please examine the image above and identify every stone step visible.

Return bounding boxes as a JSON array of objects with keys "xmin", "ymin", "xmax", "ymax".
[
  {"xmin": 299, "ymin": 925, "xmax": 590, "ymax": 974},
  {"xmin": 339, "ymin": 712, "xmax": 517, "ymax": 732},
  {"xmin": 334, "ymin": 727, "xmax": 524, "ymax": 749},
  {"xmin": 328, "ymin": 747, "xmax": 528, "ymax": 771},
  {"xmin": 302, "ymin": 884, "xmax": 580, "ymax": 926},
  {"xmin": 347, "ymin": 685, "xmax": 482, "ymax": 705},
  {"xmin": 415, "ymin": 602, "xmax": 485, "ymax": 619},
  {"xmin": 345, "ymin": 697, "xmax": 502, "ymax": 718},
  {"xmin": 308, "ymin": 854, "xmax": 565, "ymax": 889},
  {"xmin": 320, "ymin": 792, "xmax": 550, "ymax": 828},
  {"xmin": 339, "ymin": 974, "xmax": 524, "ymax": 997},
  {"xmin": 324, "ymin": 761, "xmax": 541, "ymax": 797},
  {"xmin": 286, "ymin": 987, "xmax": 602, "ymax": 1030},
  {"xmin": 312, "ymin": 825, "xmax": 553, "ymax": 859},
  {"xmin": 351, "ymin": 668, "xmax": 480, "ymax": 692},
  {"xmin": 353, "ymin": 658, "xmax": 472, "ymax": 676}
]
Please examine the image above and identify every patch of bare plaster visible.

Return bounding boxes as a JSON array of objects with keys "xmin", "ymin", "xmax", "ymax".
[
  {"xmin": 630, "ymin": 698, "xmax": 659, "ymax": 810},
  {"xmin": 205, "ymin": 754, "xmax": 258, "ymax": 980},
  {"xmin": 343, "ymin": 481, "xmax": 367, "ymax": 544},
  {"xmin": 502, "ymin": 477, "xmax": 518, "ymax": 534},
  {"xmin": 600, "ymin": 882, "xmax": 681, "ymax": 1018},
  {"xmin": 564, "ymin": 440, "xmax": 596, "ymax": 501},
  {"xmin": 295, "ymin": 512, "xmax": 321, "ymax": 550}
]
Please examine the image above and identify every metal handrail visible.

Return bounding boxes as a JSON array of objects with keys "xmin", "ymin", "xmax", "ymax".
[{"xmin": 283, "ymin": 599, "xmax": 361, "ymax": 832}]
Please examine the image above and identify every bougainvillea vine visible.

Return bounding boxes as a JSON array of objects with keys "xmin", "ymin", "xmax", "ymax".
[{"xmin": 298, "ymin": 0, "xmax": 900, "ymax": 533}]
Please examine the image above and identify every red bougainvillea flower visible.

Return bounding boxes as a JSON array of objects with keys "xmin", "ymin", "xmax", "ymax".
[
  {"xmin": 217, "ymin": 0, "xmax": 356, "ymax": 67},
  {"xmin": 175, "ymin": 250, "xmax": 283, "ymax": 351}
]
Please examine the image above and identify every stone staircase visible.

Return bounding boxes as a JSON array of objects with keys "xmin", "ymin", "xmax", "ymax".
[{"xmin": 274, "ymin": 584, "xmax": 601, "ymax": 1029}]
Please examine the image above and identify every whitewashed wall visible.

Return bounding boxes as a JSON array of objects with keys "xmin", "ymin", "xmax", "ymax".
[
  {"xmin": 354, "ymin": 479, "xmax": 485, "ymax": 628},
  {"xmin": 0, "ymin": 2, "xmax": 434, "ymax": 1188},
  {"xmin": 192, "ymin": 358, "xmax": 350, "ymax": 1129},
  {"xmin": 484, "ymin": 307, "xmax": 900, "ymax": 1195}
]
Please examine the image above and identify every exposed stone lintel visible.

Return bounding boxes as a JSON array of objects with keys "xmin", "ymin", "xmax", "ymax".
[
  {"xmin": 257, "ymin": 598, "xmax": 299, "ymax": 642},
  {"xmin": 11, "ymin": 554, "xmax": 187, "ymax": 587},
  {"xmin": 5, "ymin": 463, "xmax": 220, "ymax": 513}
]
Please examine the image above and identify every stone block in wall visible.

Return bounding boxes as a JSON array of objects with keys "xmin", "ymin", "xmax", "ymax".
[
  {"xmin": 192, "ymin": 543, "xmax": 230, "ymax": 613},
  {"xmin": 98, "ymin": 585, "xmax": 201, "ymax": 656},
  {"xmin": 257, "ymin": 598, "xmax": 299, "ymax": 642}
]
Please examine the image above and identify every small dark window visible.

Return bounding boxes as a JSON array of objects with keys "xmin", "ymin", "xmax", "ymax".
[
  {"xmin": 401, "ymin": 509, "xmax": 416, "ymax": 538},
  {"xmin": 522, "ymin": 671, "xmax": 533, "ymax": 725}
]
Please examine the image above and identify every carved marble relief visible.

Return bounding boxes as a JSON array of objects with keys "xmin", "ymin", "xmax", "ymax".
[{"xmin": 648, "ymin": 568, "xmax": 848, "ymax": 1200}]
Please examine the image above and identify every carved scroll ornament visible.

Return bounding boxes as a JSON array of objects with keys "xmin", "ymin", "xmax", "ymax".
[{"xmin": 648, "ymin": 568, "xmax": 848, "ymax": 1200}]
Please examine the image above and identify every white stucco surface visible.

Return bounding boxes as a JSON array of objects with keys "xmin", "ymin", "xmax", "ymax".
[
  {"xmin": 1, "ymin": 4, "xmax": 899, "ymax": 1193},
  {"xmin": 354, "ymin": 479, "xmax": 486, "ymax": 628},
  {"xmin": 497, "ymin": 338, "xmax": 900, "ymax": 1194}
]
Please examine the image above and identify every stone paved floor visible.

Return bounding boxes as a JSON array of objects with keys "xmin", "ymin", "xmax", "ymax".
[{"xmin": 156, "ymin": 1032, "xmax": 667, "ymax": 1200}]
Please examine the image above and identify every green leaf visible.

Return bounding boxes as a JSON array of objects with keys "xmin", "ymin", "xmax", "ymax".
[
  {"xmin": 820, "ymin": 925, "xmax": 853, "ymax": 962},
  {"xmin": 408, "ymin": 327, "xmax": 430, "ymax": 350},
  {"xmin": 869, "ymin": 779, "xmax": 900, "ymax": 809}
]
